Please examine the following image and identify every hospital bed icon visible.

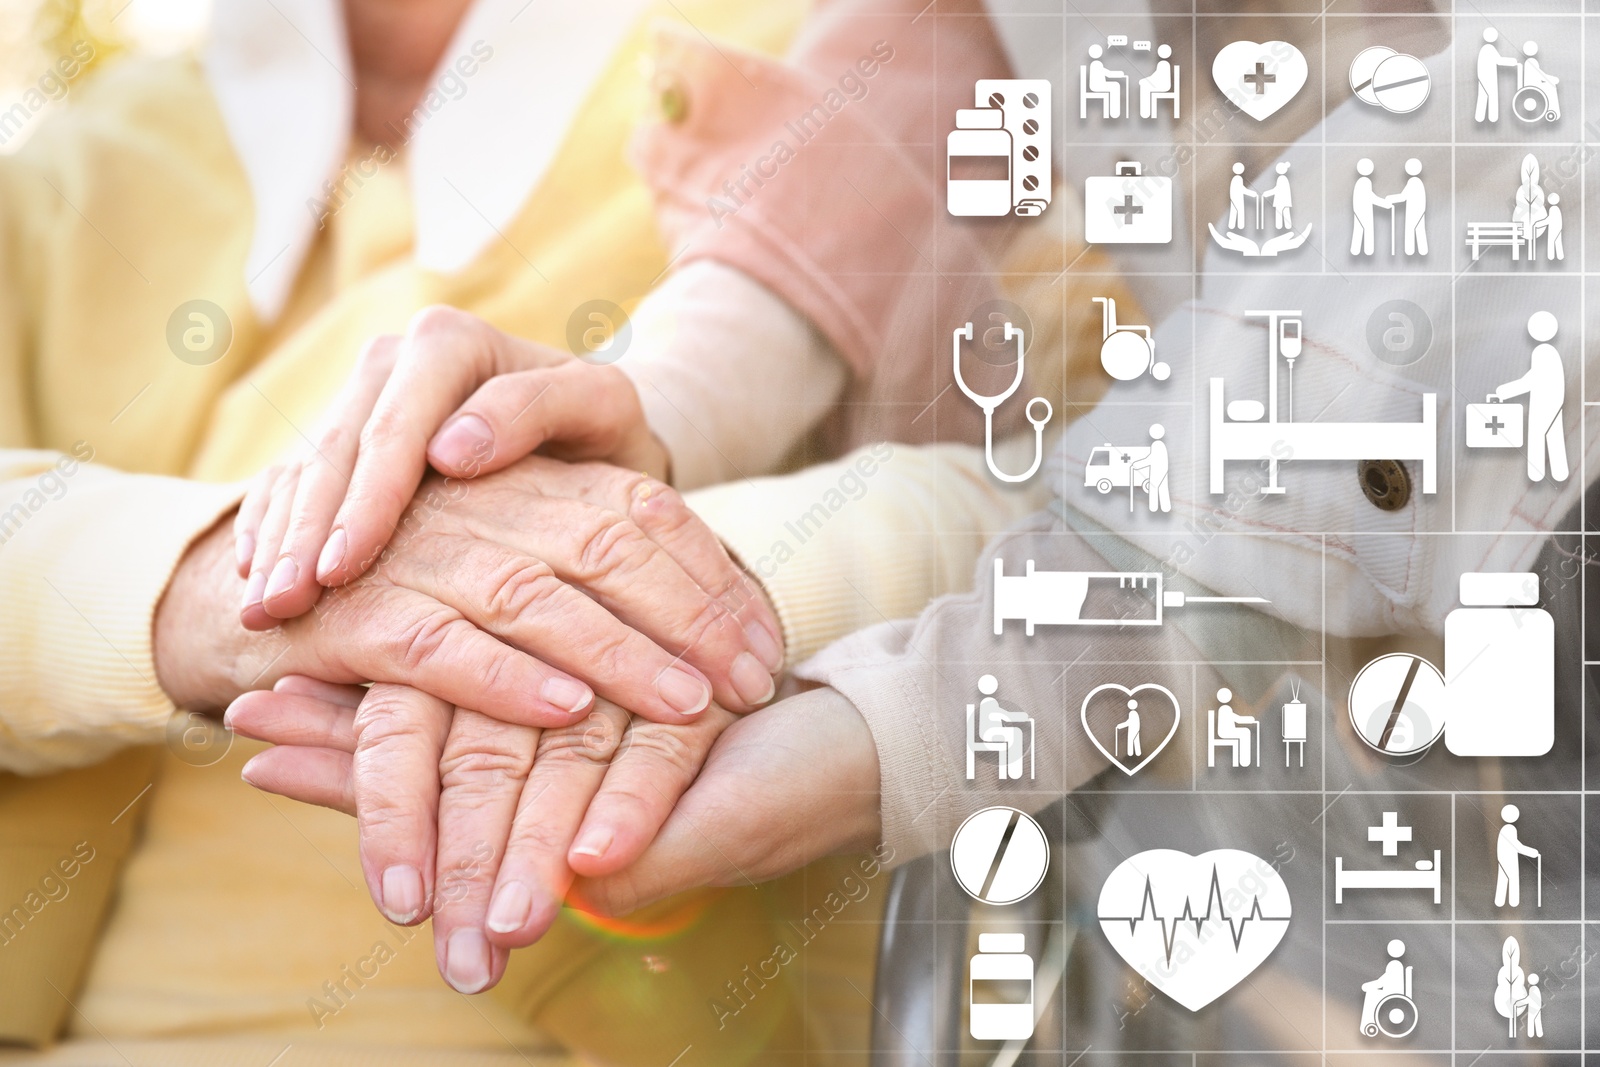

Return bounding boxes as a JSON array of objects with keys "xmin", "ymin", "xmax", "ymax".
[{"xmin": 1209, "ymin": 310, "xmax": 1437, "ymax": 496}]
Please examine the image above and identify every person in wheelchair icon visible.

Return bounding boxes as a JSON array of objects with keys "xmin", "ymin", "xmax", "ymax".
[
  {"xmin": 1360, "ymin": 939, "xmax": 1418, "ymax": 1039},
  {"xmin": 1512, "ymin": 40, "xmax": 1560, "ymax": 123}
]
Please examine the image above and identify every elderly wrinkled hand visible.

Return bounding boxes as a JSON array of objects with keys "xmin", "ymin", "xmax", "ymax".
[
  {"xmin": 227, "ymin": 677, "xmax": 737, "ymax": 992},
  {"xmin": 233, "ymin": 310, "xmax": 671, "ymax": 625},
  {"xmin": 155, "ymin": 450, "xmax": 782, "ymax": 729},
  {"xmin": 227, "ymin": 679, "xmax": 881, "ymax": 994}
]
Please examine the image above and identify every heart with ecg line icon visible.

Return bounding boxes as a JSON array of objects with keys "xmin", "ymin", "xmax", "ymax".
[
  {"xmin": 1081, "ymin": 682, "xmax": 1180, "ymax": 777},
  {"xmin": 1098, "ymin": 848, "xmax": 1293, "ymax": 1011}
]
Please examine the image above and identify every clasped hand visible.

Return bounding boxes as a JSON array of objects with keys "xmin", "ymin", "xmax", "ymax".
[{"xmin": 155, "ymin": 310, "xmax": 824, "ymax": 992}]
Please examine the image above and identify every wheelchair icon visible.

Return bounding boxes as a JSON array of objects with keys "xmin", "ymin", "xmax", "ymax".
[
  {"xmin": 1360, "ymin": 939, "xmax": 1418, "ymax": 1039},
  {"xmin": 1512, "ymin": 43, "xmax": 1561, "ymax": 123},
  {"xmin": 1512, "ymin": 83, "xmax": 1558, "ymax": 124}
]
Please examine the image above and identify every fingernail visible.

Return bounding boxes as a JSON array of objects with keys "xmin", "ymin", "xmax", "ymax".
[
  {"xmin": 263, "ymin": 556, "xmax": 298, "ymax": 602},
  {"xmin": 431, "ymin": 414, "xmax": 494, "ymax": 472},
  {"xmin": 572, "ymin": 829, "xmax": 613, "ymax": 859},
  {"xmin": 730, "ymin": 651, "xmax": 776, "ymax": 706},
  {"xmin": 655, "ymin": 666, "xmax": 711, "ymax": 716},
  {"xmin": 444, "ymin": 928, "xmax": 492, "ymax": 994},
  {"xmin": 242, "ymin": 569, "xmax": 267, "ymax": 611},
  {"xmin": 744, "ymin": 619, "xmax": 783, "ymax": 672},
  {"xmin": 238, "ymin": 754, "xmax": 262, "ymax": 786},
  {"xmin": 381, "ymin": 865, "xmax": 425, "ymax": 924},
  {"xmin": 234, "ymin": 533, "xmax": 255, "ymax": 574},
  {"xmin": 541, "ymin": 676, "xmax": 593, "ymax": 715},
  {"xmin": 316, "ymin": 528, "xmax": 347, "ymax": 583},
  {"xmin": 486, "ymin": 880, "xmax": 532, "ymax": 933}
]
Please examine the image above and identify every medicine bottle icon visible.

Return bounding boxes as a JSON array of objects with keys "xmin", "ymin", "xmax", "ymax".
[
  {"xmin": 969, "ymin": 932, "xmax": 1035, "ymax": 1041},
  {"xmin": 1443, "ymin": 572, "xmax": 1553, "ymax": 757},
  {"xmin": 947, "ymin": 113, "xmax": 1013, "ymax": 217},
  {"xmin": 947, "ymin": 80, "xmax": 1052, "ymax": 217}
]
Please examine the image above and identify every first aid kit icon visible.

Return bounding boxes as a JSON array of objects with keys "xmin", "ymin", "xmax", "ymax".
[
  {"xmin": 1084, "ymin": 161, "xmax": 1173, "ymax": 244},
  {"xmin": 947, "ymin": 79, "xmax": 1052, "ymax": 217}
]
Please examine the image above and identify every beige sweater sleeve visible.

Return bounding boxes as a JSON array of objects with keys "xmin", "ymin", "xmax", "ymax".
[
  {"xmin": 623, "ymin": 261, "xmax": 849, "ymax": 492},
  {"xmin": 0, "ymin": 450, "xmax": 242, "ymax": 773},
  {"xmin": 685, "ymin": 435, "xmax": 1051, "ymax": 664}
]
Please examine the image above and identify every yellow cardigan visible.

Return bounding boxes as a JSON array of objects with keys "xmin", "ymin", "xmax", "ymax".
[{"xmin": 0, "ymin": 0, "xmax": 1054, "ymax": 1056}]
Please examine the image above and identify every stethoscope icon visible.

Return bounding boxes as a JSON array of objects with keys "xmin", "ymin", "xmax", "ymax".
[{"xmin": 953, "ymin": 321, "xmax": 1052, "ymax": 483}]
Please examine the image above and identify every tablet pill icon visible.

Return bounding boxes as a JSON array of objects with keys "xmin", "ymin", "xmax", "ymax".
[
  {"xmin": 1350, "ymin": 47, "xmax": 1430, "ymax": 114},
  {"xmin": 951, "ymin": 806, "xmax": 1049, "ymax": 905}
]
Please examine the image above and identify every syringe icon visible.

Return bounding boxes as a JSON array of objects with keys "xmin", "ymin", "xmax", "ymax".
[{"xmin": 993, "ymin": 559, "xmax": 1268, "ymax": 635}]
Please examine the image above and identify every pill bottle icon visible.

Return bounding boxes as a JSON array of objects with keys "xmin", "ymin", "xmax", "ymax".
[
  {"xmin": 947, "ymin": 110, "xmax": 1013, "ymax": 217},
  {"xmin": 1443, "ymin": 571, "xmax": 1554, "ymax": 757},
  {"xmin": 969, "ymin": 932, "xmax": 1035, "ymax": 1041}
]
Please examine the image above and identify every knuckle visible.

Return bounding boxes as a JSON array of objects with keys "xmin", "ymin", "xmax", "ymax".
[
  {"xmin": 504, "ymin": 811, "xmax": 570, "ymax": 858},
  {"xmin": 625, "ymin": 722, "xmax": 703, "ymax": 774},
  {"xmin": 352, "ymin": 690, "xmax": 424, "ymax": 744},
  {"xmin": 406, "ymin": 304, "xmax": 479, "ymax": 345},
  {"xmin": 677, "ymin": 595, "xmax": 742, "ymax": 658},
  {"xmin": 314, "ymin": 421, "xmax": 354, "ymax": 460},
  {"xmin": 626, "ymin": 478, "xmax": 695, "ymax": 537},
  {"xmin": 356, "ymin": 792, "xmax": 425, "ymax": 839},
  {"xmin": 358, "ymin": 401, "xmax": 411, "ymax": 451},
  {"xmin": 250, "ymin": 463, "xmax": 285, "ymax": 498},
  {"xmin": 481, "ymin": 557, "xmax": 565, "ymax": 622},
  {"xmin": 355, "ymin": 333, "xmax": 401, "ymax": 376},
  {"xmin": 538, "ymin": 713, "xmax": 622, "ymax": 766},
  {"xmin": 585, "ymin": 627, "xmax": 638, "ymax": 686},
  {"xmin": 271, "ymin": 463, "xmax": 302, "ymax": 497},
  {"xmin": 439, "ymin": 744, "xmax": 534, "ymax": 793},
  {"xmin": 573, "ymin": 511, "xmax": 654, "ymax": 585},
  {"xmin": 435, "ymin": 844, "xmax": 497, "ymax": 906},
  {"xmin": 389, "ymin": 608, "xmax": 473, "ymax": 675}
]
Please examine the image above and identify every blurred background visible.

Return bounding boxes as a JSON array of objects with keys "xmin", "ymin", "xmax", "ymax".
[{"xmin": 0, "ymin": 0, "xmax": 208, "ymax": 153}]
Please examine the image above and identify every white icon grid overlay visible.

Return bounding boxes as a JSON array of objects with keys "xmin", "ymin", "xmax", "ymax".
[{"xmin": 900, "ymin": 3, "xmax": 1600, "ymax": 1061}]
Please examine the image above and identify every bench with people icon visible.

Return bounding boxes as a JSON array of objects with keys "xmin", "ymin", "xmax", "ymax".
[{"xmin": 1464, "ymin": 153, "xmax": 1564, "ymax": 263}]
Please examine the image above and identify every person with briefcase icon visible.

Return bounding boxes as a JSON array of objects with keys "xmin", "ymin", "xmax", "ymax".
[{"xmin": 1467, "ymin": 311, "xmax": 1568, "ymax": 483}]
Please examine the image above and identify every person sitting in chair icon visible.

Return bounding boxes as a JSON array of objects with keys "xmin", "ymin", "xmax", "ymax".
[
  {"xmin": 1210, "ymin": 687, "xmax": 1257, "ymax": 767},
  {"xmin": 1085, "ymin": 44, "xmax": 1128, "ymax": 118},
  {"xmin": 975, "ymin": 674, "xmax": 1030, "ymax": 780},
  {"xmin": 1138, "ymin": 44, "xmax": 1175, "ymax": 119}
]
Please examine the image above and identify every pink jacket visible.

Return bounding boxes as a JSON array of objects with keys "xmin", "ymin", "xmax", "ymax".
[{"xmin": 631, "ymin": 0, "xmax": 1032, "ymax": 449}]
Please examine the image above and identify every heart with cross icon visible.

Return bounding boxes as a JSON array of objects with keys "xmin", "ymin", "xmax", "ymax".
[{"xmin": 1212, "ymin": 40, "xmax": 1308, "ymax": 122}]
